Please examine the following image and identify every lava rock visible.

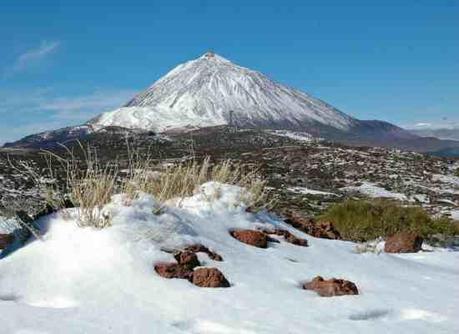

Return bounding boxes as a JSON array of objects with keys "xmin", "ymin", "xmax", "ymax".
[
  {"xmin": 0, "ymin": 233, "xmax": 14, "ymax": 249},
  {"xmin": 384, "ymin": 232, "xmax": 423, "ymax": 253},
  {"xmin": 174, "ymin": 251, "xmax": 201, "ymax": 270},
  {"xmin": 183, "ymin": 244, "xmax": 223, "ymax": 261},
  {"xmin": 192, "ymin": 268, "xmax": 230, "ymax": 288},
  {"xmin": 264, "ymin": 228, "xmax": 308, "ymax": 247},
  {"xmin": 284, "ymin": 212, "xmax": 341, "ymax": 240},
  {"xmin": 303, "ymin": 276, "xmax": 359, "ymax": 297},
  {"xmin": 230, "ymin": 229, "xmax": 269, "ymax": 248},
  {"xmin": 154, "ymin": 262, "xmax": 193, "ymax": 280}
]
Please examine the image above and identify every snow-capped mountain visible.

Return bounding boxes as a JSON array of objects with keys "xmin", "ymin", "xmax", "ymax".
[
  {"xmin": 90, "ymin": 52, "xmax": 357, "ymax": 133},
  {"xmin": 4, "ymin": 52, "xmax": 459, "ymax": 156}
]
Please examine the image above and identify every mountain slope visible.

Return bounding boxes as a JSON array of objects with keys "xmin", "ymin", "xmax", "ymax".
[{"xmin": 90, "ymin": 52, "xmax": 357, "ymax": 132}]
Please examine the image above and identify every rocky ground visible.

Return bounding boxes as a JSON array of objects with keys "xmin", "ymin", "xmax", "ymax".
[{"xmin": 1, "ymin": 126, "xmax": 458, "ymax": 226}]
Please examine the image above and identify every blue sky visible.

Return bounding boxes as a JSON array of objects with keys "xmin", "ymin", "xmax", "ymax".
[{"xmin": 0, "ymin": 0, "xmax": 458, "ymax": 143}]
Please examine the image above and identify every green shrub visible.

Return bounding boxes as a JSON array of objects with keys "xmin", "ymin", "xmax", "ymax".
[{"xmin": 318, "ymin": 199, "xmax": 458, "ymax": 242}]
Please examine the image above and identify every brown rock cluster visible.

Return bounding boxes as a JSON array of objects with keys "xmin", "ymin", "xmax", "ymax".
[{"xmin": 303, "ymin": 276, "xmax": 359, "ymax": 297}]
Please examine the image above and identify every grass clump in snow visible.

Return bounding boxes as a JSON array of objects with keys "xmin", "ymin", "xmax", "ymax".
[
  {"xmin": 44, "ymin": 144, "xmax": 117, "ymax": 228},
  {"xmin": 124, "ymin": 157, "xmax": 272, "ymax": 211},
  {"xmin": 35, "ymin": 143, "xmax": 271, "ymax": 228},
  {"xmin": 318, "ymin": 199, "xmax": 458, "ymax": 242}
]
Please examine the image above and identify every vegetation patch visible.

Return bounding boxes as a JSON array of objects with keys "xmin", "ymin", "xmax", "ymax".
[{"xmin": 318, "ymin": 199, "xmax": 458, "ymax": 242}]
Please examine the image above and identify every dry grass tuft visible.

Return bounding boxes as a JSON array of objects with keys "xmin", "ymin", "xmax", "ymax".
[
  {"xmin": 124, "ymin": 156, "xmax": 273, "ymax": 211},
  {"xmin": 41, "ymin": 143, "xmax": 117, "ymax": 228},
  {"xmin": 13, "ymin": 141, "xmax": 272, "ymax": 229}
]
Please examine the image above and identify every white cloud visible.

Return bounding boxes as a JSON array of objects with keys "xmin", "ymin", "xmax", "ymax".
[
  {"xmin": 405, "ymin": 120, "xmax": 459, "ymax": 130},
  {"xmin": 0, "ymin": 88, "xmax": 137, "ymax": 144},
  {"xmin": 5, "ymin": 41, "xmax": 60, "ymax": 75}
]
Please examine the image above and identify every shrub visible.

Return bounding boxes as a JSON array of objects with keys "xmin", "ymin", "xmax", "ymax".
[{"xmin": 318, "ymin": 199, "xmax": 457, "ymax": 242}]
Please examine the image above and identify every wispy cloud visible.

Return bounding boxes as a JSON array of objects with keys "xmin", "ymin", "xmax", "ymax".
[
  {"xmin": 0, "ymin": 88, "xmax": 136, "ymax": 144},
  {"xmin": 5, "ymin": 41, "xmax": 60, "ymax": 75}
]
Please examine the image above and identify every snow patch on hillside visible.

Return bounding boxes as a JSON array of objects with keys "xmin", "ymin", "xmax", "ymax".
[
  {"xmin": 0, "ymin": 182, "xmax": 458, "ymax": 333},
  {"xmin": 288, "ymin": 186, "xmax": 337, "ymax": 196},
  {"xmin": 341, "ymin": 182, "xmax": 408, "ymax": 201}
]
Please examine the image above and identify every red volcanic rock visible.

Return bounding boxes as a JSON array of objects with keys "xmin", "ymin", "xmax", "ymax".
[
  {"xmin": 174, "ymin": 251, "xmax": 201, "ymax": 269},
  {"xmin": 303, "ymin": 276, "xmax": 359, "ymax": 297},
  {"xmin": 230, "ymin": 229, "xmax": 269, "ymax": 248},
  {"xmin": 154, "ymin": 262, "xmax": 193, "ymax": 280},
  {"xmin": 384, "ymin": 232, "xmax": 423, "ymax": 253},
  {"xmin": 183, "ymin": 244, "xmax": 223, "ymax": 261},
  {"xmin": 283, "ymin": 212, "xmax": 341, "ymax": 240},
  {"xmin": 266, "ymin": 229, "xmax": 308, "ymax": 247},
  {"xmin": 192, "ymin": 268, "xmax": 230, "ymax": 288},
  {"xmin": 0, "ymin": 233, "xmax": 14, "ymax": 249}
]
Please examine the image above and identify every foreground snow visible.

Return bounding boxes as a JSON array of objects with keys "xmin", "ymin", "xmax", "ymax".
[{"xmin": 0, "ymin": 183, "xmax": 458, "ymax": 333}]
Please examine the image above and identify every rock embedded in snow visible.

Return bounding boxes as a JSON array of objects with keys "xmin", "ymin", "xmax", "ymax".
[
  {"xmin": 174, "ymin": 251, "xmax": 201, "ymax": 270},
  {"xmin": 384, "ymin": 232, "xmax": 423, "ymax": 253},
  {"xmin": 303, "ymin": 276, "xmax": 359, "ymax": 297},
  {"xmin": 183, "ymin": 244, "xmax": 223, "ymax": 261},
  {"xmin": 192, "ymin": 268, "xmax": 230, "ymax": 288},
  {"xmin": 283, "ymin": 211, "xmax": 341, "ymax": 240},
  {"xmin": 263, "ymin": 228, "xmax": 308, "ymax": 247},
  {"xmin": 230, "ymin": 229, "xmax": 269, "ymax": 248},
  {"xmin": 0, "ymin": 233, "xmax": 14, "ymax": 249},
  {"xmin": 154, "ymin": 262, "xmax": 194, "ymax": 280}
]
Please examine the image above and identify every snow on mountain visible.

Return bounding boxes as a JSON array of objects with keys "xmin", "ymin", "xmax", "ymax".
[
  {"xmin": 91, "ymin": 52, "xmax": 356, "ymax": 132},
  {"xmin": 1, "ymin": 182, "xmax": 458, "ymax": 333}
]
